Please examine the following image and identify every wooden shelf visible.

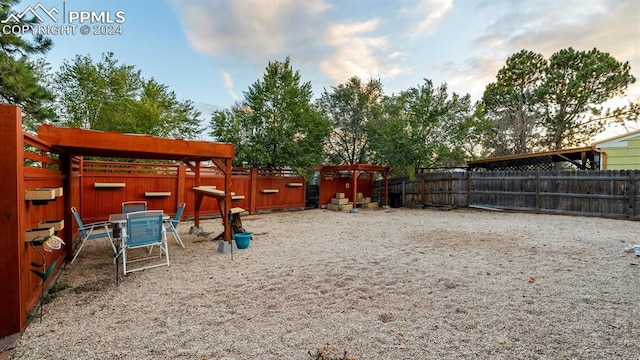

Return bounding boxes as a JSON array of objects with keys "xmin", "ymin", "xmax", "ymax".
[
  {"xmin": 25, "ymin": 189, "xmax": 56, "ymax": 201},
  {"xmin": 192, "ymin": 186, "xmax": 224, "ymax": 196},
  {"xmin": 35, "ymin": 187, "xmax": 63, "ymax": 197},
  {"xmin": 38, "ymin": 219, "xmax": 64, "ymax": 231},
  {"xmin": 287, "ymin": 182, "xmax": 303, "ymax": 187},
  {"xmin": 94, "ymin": 182, "xmax": 126, "ymax": 188},
  {"xmin": 145, "ymin": 191, "xmax": 171, "ymax": 197},
  {"xmin": 261, "ymin": 189, "xmax": 279, "ymax": 194},
  {"xmin": 25, "ymin": 227, "xmax": 54, "ymax": 242}
]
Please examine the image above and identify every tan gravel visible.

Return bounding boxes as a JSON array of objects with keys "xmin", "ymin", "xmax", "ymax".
[{"xmin": 9, "ymin": 208, "xmax": 640, "ymax": 359}]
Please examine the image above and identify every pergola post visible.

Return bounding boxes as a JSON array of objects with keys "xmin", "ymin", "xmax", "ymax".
[
  {"xmin": 190, "ymin": 161, "xmax": 204, "ymax": 234},
  {"xmin": 223, "ymin": 158, "xmax": 232, "ymax": 242},
  {"xmin": 351, "ymin": 170, "xmax": 360, "ymax": 211}
]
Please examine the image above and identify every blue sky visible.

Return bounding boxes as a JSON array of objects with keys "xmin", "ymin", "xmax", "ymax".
[{"xmin": 18, "ymin": 0, "xmax": 640, "ymax": 139}]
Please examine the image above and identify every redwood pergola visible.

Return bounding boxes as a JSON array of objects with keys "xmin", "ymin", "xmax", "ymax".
[
  {"xmin": 37, "ymin": 124, "xmax": 236, "ymax": 241},
  {"xmin": 316, "ymin": 164, "xmax": 390, "ymax": 207}
]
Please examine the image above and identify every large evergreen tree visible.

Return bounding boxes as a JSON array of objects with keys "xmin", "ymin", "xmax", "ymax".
[
  {"xmin": 483, "ymin": 48, "xmax": 637, "ymax": 154},
  {"xmin": 540, "ymin": 48, "xmax": 636, "ymax": 149},
  {"xmin": 482, "ymin": 50, "xmax": 546, "ymax": 156},
  {"xmin": 0, "ymin": 0, "xmax": 55, "ymax": 125}
]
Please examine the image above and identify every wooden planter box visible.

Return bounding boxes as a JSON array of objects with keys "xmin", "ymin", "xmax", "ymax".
[
  {"xmin": 38, "ymin": 219, "xmax": 64, "ymax": 231},
  {"xmin": 25, "ymin": 227, "xmax": 54, "ymax": 242}
]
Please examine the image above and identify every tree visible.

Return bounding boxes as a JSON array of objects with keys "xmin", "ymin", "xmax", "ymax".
[
  {"xmin": 482, "ymin": 50, "xmax": 547, "ymax": 156},
  {"xmin": 317, "ymin": 77, "xmax": 383, "ymax": 165},
  {"xmin": 0, "ymin": 0, "xmax": 55, "ymax": 124},
  {"xmin": 54, "ymin": 52, "xmax": 201, "ymax": 139},
  {"xmin": 483, "ymin": 48, "xmax": 637, "ymax": 154},
  {"xmin": 540, "ymin": 48, "xmax": 636, "ymax": 149},
  {"xmin": 369, "ymin": 79, "xmax": 487, "ymax": 175},
  {"xmin": 210, "ymin": 57, "xmax": 329, "ymax": 172}
]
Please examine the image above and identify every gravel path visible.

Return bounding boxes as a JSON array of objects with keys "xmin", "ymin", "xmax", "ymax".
[{"xmin": 9, "ymin": 208, "xmax": 640, "ymax": 359}]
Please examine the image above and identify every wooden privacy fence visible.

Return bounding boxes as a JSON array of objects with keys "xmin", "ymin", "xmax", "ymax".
[
  {"xmin": 1, "ymin": 106, "xmax": 73, "ymax": 338},
  {"xmin": 79, "ymin": 160, "xmax": 306, "ymax": 222},
  {"xmin": 376, "ymin": 170, "xmax": 640, "ymax": 219}
]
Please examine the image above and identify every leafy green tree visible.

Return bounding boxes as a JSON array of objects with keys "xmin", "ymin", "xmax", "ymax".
[
  {"xmin": 0, "ymin": 0, "xmax": 55, "ymax": 124},
  {"xmin": 317, "ymin": 77, "xmax": 383, "ymax": 165},
  {"xmin": 369, "ymin": 79, "xmax": 487, "ymax": 175},
  {"xmin": 54, "ymin": 52, "xmax": 201, "ymax": 138},
  {"xmin": 210, "ymin": 57, "xmax": 329, "ymax": 172},
  {"xmin": 482, "ymin": 50, "xmax": 547, "ymax": 156}
]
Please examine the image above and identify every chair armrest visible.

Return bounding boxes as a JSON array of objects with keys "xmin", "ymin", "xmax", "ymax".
[
  {"xmin": 84, "ymin": 221, "xmax": 111, "ymax": 228},
  {"xmin": 79, "ymin": 222, "xmax": 112, "ymax": 234}
]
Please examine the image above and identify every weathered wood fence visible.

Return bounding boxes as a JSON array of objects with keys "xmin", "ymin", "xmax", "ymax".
[{"xmin": 376, "ymin": 170, "xmax": 640, "ymax": 219}]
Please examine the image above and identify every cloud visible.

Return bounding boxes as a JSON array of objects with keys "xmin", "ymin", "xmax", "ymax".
[
  {"xmin": 410, "ymin": 0, "xmax": 453, "ymax": 37},
  {"xmin": 221, "ymin": 71, "xmax": 238, "ymax": 101},
  {"xmin": 171, "ymin": 0, "xmax": 431, "ymax": 91},
  {"xmin": 440, "ymin": 57, "xmax": 504, "ymax": 100},
  {"xmin": 173, "ymin": 0, "xmax": 330, "ymax": 61},
  {"xmin": 464, "ymin": 0, "xmax": 640, "ymax": 99},
  {"xmin": 474, "ymin": 0, "xmax": 639, "ymax": 65},
  {"xmin": 318, "ymin": 18, "xmax": 411, "ymax": 84}
]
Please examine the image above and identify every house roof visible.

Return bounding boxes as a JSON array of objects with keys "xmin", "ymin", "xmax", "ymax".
[
  {"xmin": 592, "ymin": 129, "xmax": 640, "ymax": 148},
  {"xmin": 37, "ymin": 124, "xmax": 234, "ymax": 161}
]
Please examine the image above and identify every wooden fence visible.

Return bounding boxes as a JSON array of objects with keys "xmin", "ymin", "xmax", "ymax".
[
  {"xmin": 78, "ymin": 160, "xmax": 306, "ymax": 222},
  {"xmin": 1, "ymin": 106, "xmax": 71, "ymax": 338},
  {"xmin": 376, "ymin": 170, "xmax": 640, "ymax": 219}
]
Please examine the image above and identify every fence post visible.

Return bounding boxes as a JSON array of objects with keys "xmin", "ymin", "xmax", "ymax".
[
  {"xmin": 250, "ymin": 167, "xmax": 258, "ymax": 214},
  {"xmin": 628, "ymin": 170, "xmax": 636, "ymax": 219},
  {"xmin": 0, "ymin": 105, "xmax": 26, "ymax": 337},
  {"xmin": 535, "ymin": 169, "xmax": 540, "ymax": 213},
  {"xmin": 465, "ymin": 171, "xmax": 471, "ymax": 207}
]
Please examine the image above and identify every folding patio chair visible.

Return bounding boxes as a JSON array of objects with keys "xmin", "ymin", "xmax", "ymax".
[
  {"xmin": 70, "ymin": 207, "xmax": 115, "ymax": 264},
  {"xmin": 122, "ymin": 200, "xmax": 147, "ymax": 214},
  {"xmin": 164, "ymin": 202, "xmax": 186, "ymax": 248},
  {"xmin": 120, "ymin": 210, "xmax": 170, "ymax": 275}
]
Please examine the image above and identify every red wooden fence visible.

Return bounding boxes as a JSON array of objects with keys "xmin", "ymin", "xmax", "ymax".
[
  {"xmin": 0, "ymin": 106, "xmax": 71, "ymax": 338},
  {"xmin": 78, "ymin": 161, "xmax": 306, "ymax": 223}
]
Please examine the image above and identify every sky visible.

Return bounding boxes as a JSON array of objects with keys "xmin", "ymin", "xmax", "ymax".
[{"xmin": 14, "ymin": 0, "xmax": 640, "ymax": 140}]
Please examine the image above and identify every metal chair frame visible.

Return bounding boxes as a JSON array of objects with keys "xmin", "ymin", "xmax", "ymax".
[
  {"xmin": 70, "ymin": 207, "xmax": 115, "ymax": 264},
  {"xmin": 120, "ymin": 210, "xmax": 170, "ymax": 275}
]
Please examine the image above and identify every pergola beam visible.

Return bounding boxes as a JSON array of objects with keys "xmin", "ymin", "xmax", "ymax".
[{"xmin": 37, "ymin": 124, "xmax": 236, "ymax": 242}]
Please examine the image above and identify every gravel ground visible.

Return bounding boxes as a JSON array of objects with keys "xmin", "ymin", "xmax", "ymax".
[{"xmin": 9, "ymin": 208, "xmax": 640, "ymax": 359}]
